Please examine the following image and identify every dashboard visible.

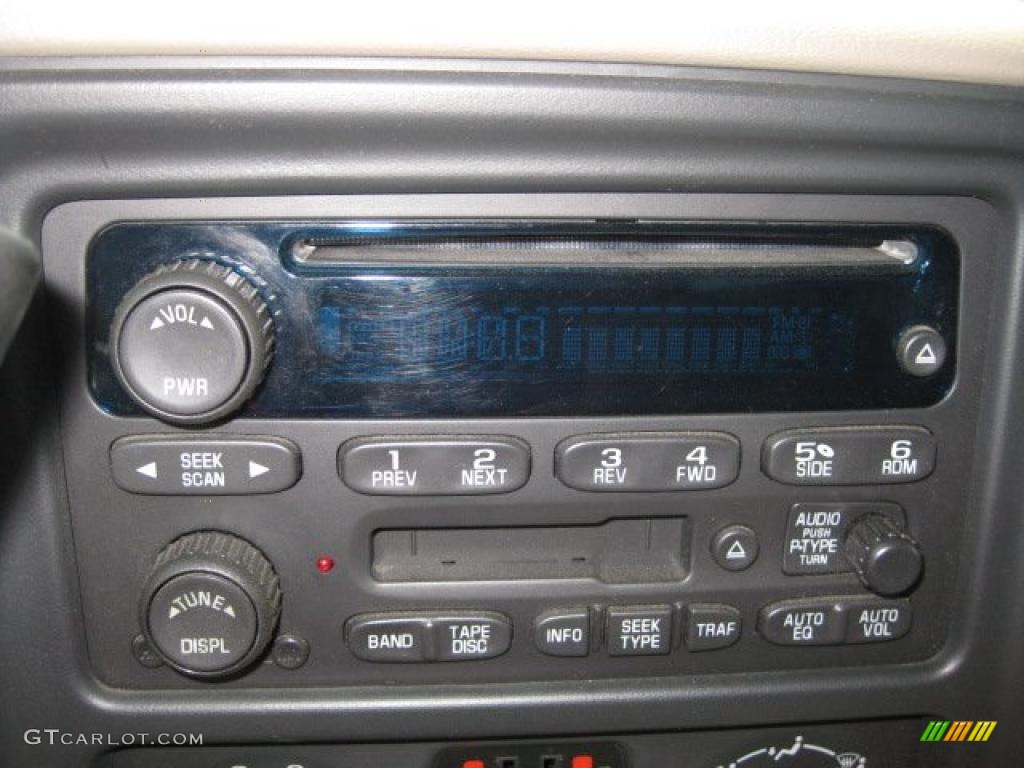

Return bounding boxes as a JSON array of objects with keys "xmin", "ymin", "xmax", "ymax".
[{"xmin": 1, "ymin": 44, "xmax": 1023, "ymax": 768}]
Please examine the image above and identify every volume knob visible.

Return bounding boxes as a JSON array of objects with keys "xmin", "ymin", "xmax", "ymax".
[
  {"xmin": 140, "ymin": 531, "xmax": 282, "ymax": 679},
  {"xmin": 844, "ymin": 514, "xmax": 923, "ymax": 597},
  {"xmin": 110, "ymin": 260, "xmax": 273, "ymax": 425}
]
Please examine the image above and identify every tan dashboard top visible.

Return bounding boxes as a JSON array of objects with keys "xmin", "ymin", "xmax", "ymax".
[{"xmin": 0, "ymin": 1, "xmax": 1022, "ymax": 87}]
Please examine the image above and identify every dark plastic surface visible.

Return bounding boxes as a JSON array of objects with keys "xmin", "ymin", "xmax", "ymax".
[
  {"xmin": 0, "ymin": 58, "xmax": 1020, "ymax": 766},
  {"xmin": 0, "ymin": 227, "xmax": 39, "ymax": 363}
]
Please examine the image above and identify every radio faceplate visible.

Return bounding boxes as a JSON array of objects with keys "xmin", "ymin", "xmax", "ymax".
[
  {"xmin": 87, "ymin": 220, "xmax": 958, "ymax": 420},
  {"xmin": 43, "ymin": 193, "xmax": 993, "ymax": 689}
]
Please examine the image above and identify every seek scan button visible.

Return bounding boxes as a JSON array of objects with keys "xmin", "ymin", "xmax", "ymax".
[{"xmin": 110, "ymin": 435, "xmax": 301, "ymax": 495}]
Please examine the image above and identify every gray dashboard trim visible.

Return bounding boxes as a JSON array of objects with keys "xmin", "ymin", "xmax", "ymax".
[{"xmin": 0, "ymin": 59, "xmax": 1021, "ymax": 766}]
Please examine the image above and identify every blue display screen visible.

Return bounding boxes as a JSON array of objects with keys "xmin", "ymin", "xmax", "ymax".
[
  {"xmin": 316, "ymin": 303, "xmax": 849, "ymax": 381},
  {"xmin": 87, "ymin": 222, "xmax": 957, "ymax": 417}
]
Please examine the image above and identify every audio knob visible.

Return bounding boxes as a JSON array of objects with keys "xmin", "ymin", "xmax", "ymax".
[
  {"xmin": 844, "ymin": 514, "xmax": 923, "ymax": 597},
  {"xmin": 140, "ymin": 531, "xmax": 281, "ymax": 679},
  {"xmin": 110, "ymin": 260, "xmax": 273, "ymax": 425}
]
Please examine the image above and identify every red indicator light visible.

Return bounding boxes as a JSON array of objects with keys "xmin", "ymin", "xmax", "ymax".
[
  {"xmin": 316, "ymin": 556, "xmax": 335, "ymax": 574},
  {"xmin": 462, "ymin": 761, "xmax": 485, "ymax": 768},
  {"xmin": 571, "ymin": 756, "xmax": 594, "ymax": 768}
]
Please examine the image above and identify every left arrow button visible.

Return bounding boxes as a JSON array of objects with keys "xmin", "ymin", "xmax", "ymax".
[{"xmin": 136, "ymin": 461, "xmax": 159, "ymax": 479}]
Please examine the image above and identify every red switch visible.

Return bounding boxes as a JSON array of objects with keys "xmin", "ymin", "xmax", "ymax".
[
  {"xmin": 462, "ymin": 761, "xmax": 485, "ymax": 768},
  {"xmin": 571, "ymin": 756, "xmax": 594, "ymax": 768}
]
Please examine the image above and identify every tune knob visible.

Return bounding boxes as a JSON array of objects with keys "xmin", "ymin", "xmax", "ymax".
[
  {"xmin": 844, "ymin": 514, "xmax": 923, "ymax": 597},
  {"xmin": 140, "ymin": 531, "xmax": 282, "ymax": 678},
  {"xmin": 110, "ymin": 260, "xmax": 273, "ymax": 425}
]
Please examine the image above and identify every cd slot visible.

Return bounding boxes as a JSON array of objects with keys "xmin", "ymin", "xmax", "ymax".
[
  {"xmin": 372, "ymin": 518, "xmax": 691, "ymax": 585},
  {"xmin": 290, "ymin": 221, "xmax": 918, "ymax": 270}
]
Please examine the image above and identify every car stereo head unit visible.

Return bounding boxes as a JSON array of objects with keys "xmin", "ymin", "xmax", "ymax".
[{"xmin": 88, "ymin": 220, "xmax": 957, "ymax": 424}]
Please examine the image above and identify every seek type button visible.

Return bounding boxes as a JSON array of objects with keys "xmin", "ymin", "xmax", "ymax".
[
  {"xmin": 340, "ymin": 437, "xmax": 530, "ymax": 495},
  {"xmin": 607, "ymin": 606, "xmax": 673, "ymax": 656},
  {"xmin": 556, "ymin": 432, "xmax": 740, "ymax": 492},
  {"xmin": 110, "ymin": 435, "xmax": 301, "ymax": 495},
  {"xmin": 762, "ymin": 426, "xmax": 936, "ymax": 486},
  {"xmin": 435, "ymin": 614, "xmax": 513, "ymax": 661}
]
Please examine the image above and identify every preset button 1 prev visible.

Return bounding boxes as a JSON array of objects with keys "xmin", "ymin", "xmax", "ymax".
[
  {"xmin": 556, "ymin": 432, "xmax": 740, "ymax": 492},
  {"xmin": 110, "ymin": 435, "xmax": 301, "ymax": 495},
  {"xmin": 339, "ymin": 437, "xmax": 530, "ymax": 495}
]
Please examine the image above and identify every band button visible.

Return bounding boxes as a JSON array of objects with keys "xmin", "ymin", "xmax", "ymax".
[{"xmin": 346, "ymin": 615, "xmax": 431, "ymax": 663}]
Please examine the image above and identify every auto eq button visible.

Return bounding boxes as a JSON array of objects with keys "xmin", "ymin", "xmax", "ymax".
[
  {"xmin": 758, "ymin": 598, "xmax": 847, "ymax": 646},
  {"xmin": 762, "ymin": 426, "xmax": 935, "ymax": 485},
  {"xmin": 110, "ymin": 435, "xmax": 301, "ymax": 495}
]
